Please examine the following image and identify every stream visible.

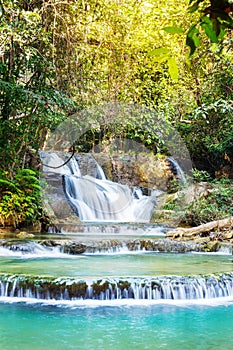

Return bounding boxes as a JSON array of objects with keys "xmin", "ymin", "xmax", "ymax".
[{"xmin": 1, "ymin": 152, "xmax": 232, "ymax": 349}]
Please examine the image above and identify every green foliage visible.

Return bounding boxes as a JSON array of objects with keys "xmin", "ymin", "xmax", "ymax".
[
  {"xmin": 0, "ymin": 0, "xmax": 233, "ymax": 227},
  {"xmin": 186, "ymin": 0, "xmax": 233, "ymax": 54},
  {"xmin": 177, "ymin": 99, "xmax": 233, "ymax": 174},
  {"xmin": 192, "ymin": 169, "xmax": 213, "ymax": 182},
  {"xmin": 0, "ymin": 0, "xmax": 76, "ymax": 174},
  {"xmin": 163, "ymin": 178, "xmax": 233, "ymax": 226},
  {"xmin": 182, "ymin": 181, "xmax": 233, "ymax": 225},
  {"xmin": 0, "ymin": 169, "xmax": 42, "ymax": 227}
]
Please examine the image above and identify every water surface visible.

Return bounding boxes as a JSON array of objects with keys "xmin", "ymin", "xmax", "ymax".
[
  {"xmin": 0, "ymin": 302, "xmax": 233, "ymax": 350},
  {"xmin": 0, "ymin": 253, "xmax": 232, "ymax": 278}
]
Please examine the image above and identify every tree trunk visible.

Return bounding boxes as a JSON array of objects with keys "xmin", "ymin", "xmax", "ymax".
[{"xmin": 166, "ymin": 217, "xmax": 233, "ymax": 239}]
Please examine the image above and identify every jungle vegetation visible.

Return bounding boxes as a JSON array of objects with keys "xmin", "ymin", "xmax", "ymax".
[{"xmin": 0, "ymin": 0, "xmax": 232, "ymax": 227}]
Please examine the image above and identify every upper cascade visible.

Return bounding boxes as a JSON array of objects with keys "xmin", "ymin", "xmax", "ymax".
[
  {"xmin": 40, "ymin": 151, "xmax": 157, "ymax": 222},
  {"xmin": 40, "ymin": 151, "xmax": 187, "ymax": 223},
  {"xmin": 168, "ymin": 157, "xmax": 187, "ymax": 184}
]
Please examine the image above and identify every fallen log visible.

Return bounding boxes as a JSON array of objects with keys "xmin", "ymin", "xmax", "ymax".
[{"xmin": 166, "ymin": 216, "xmax": 233, "ymax": 239}]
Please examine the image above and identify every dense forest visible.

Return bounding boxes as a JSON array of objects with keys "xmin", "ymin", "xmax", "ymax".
[{"xmin": 0, "ymin": 0, "xmax": 233, "ymax": 228}]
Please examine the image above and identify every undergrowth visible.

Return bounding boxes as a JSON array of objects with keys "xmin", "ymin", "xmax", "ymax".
[
  {"xmin": 164, "ymin": 173, "xmax": 233, "ymax": 226},
  {"xmin": 0, "ymin": 169, "xmax": 42, "ymax": 228}
]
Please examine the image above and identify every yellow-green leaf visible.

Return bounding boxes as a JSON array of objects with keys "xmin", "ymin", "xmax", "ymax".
[
  {"xmin": 162, "ymin": 26, "xmax": 184, "ymax": 34},
  {"xmin": 167, "ymin": 57, "xmax": 178, "ymax": 81},
  {"xmin": 148, "ymin": 48, "xmax": 170, "ymax": 56}
]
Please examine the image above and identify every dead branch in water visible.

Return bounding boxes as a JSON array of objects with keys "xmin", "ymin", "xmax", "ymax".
[{"xmin": 166, "ymin": 217, "xmax": 233, "ymax": 239}]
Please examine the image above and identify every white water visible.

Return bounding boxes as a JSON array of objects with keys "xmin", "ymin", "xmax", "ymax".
[
  {"xmin": 56, "ymin": 152, "xmax": 157, "ymax": 222},
  {"xmin": 0, "ymin": 244, "xmax": 68, "ymax": 259},
  {"xmin": 40, "ymin": 151, "xmax": 190, "ymax": 222},
  {"xmin": 40, "ymin": 152, "xmax": 72, "ymax": 175},
  {"xmin": 64, "ymin": 175, "xmax": 156, "ymax": 222},
  {"xmin": 40, "ymin": 151, "xmax": 157, "ymax": 222},
  {"xmin": 96, "ymin": 163, "xmax": 107, "ymax": 180},
  {"xmin": 168, "ymin": 157, "xmax": 187, "ymax": 183},
  {"xmin": 1, "ymin": 295, "xmax": 233, "ymax": 307},
  {"xmin": 1, "ymin": 274, "xmax": 233, "ymax": 301},
  {"xmin": 67, "ymin": 156, "xmax": 82, "ymax": 176}
]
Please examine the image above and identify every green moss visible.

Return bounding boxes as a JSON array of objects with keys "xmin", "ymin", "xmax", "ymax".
[
  {"xmin": 117, "ymin": 280, "xmax": 131, "ymax": 291},
  {"xmin": 91, "ymin": 280, "xmax": 110, "ymax": 296}
]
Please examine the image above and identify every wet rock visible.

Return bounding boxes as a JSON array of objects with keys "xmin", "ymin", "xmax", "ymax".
[
  {"xmin": 75, "ymin": 153, "xmax": 98, "ymax": 177},
  {"xmin": 205, "ymin": 240, "xmax": 221, "ymax": 252},
  {"xmin": 224, "ymin": 231, "xmax": 233, "ymax": 240},
  {"xmin": 40, "ymin": 240, "xmax": 61, "ymax": 247},
  {"xmin": 150, "ymin": 210, "xmax": 182, "ymax": 226},
  {"xmin": 95, "ymin": 153, "xmax": 175, "ymax": 191},
  {"xmin": 63, "ymin": 242, "xmax": 86, "ymax": 255},
  {"xmin": 16, "ymin": 232, "xmax": 35, "ymax": 239}
]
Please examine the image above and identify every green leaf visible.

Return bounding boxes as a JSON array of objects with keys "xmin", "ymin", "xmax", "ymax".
[
  {"xmin": 151, "ymin": 55, "xmax": 169, "ymax": 63},
  {"xmin": 162, "ymin": 26, "xmax": 184, "ymax": 34},
  {"xmin": 201, "ymin": 17, "xmax": 218, "ymax": 43},
  {"xmin": 188, "ymin": 0, "xmax": 205, "ymax": 13},
  {"xmin": 186, "ymin": 25, "xmax": 200, "ymax": 55},
  {"xmin": 167, "ymin": 57, "xmax": 178, "ymax": 81},
  {"xmin": 148, "ymin": 48, "xmax": 170, "ymax": 56}
]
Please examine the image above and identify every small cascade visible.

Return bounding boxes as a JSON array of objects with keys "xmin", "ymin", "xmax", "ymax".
[
  {"xmin": 64, "ymin": 175, "xmax": 156, "ymax": 222},
  {"xmin": 0, "ymin": 241, "xmax": 65, "ymax": 258},
  {"xmin": 67, "ymin": 156, "xmax": 82, "ymax": 177},
  {"xmin": 1, "ymin": 273, "xmax": 233, "ymax": 301},
  {"xmin": 96, "ymin": 163, "xmax": 107, "ymax": 180},
  {"xmin": 40, "ymin": 151, "xmax": 156, "ymax": 222},
  {"xmin": 0, "ymin": 238, "xmax": 229, "ymax": 256},
  {"xmin": 168, "ymin": 157, "xmax": 187, "ymax": 183},
  {"xmin": 40, "ymin": 151, "xmax": 72, "ymax": 175},
  {"xmin": 40, "ymin": 151, "xmax": 82, "ymax": 177}
]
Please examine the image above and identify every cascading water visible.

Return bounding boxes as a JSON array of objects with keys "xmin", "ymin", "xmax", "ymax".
[
  {"xmin": 41, "ymin": 151, "xmax": 157, "ymax": 222},
  {"xmin": 168, "ymin": 157, "xmax": 187, "ymax": 183},
  {"xmin": 1, "ymin": 273, "xmax": 233, "ymax": 301},
  {"xmin": 64, "ymin": 175, "xmax": 156, "ymax": 222},
  {"xmin": 96, "ymin": 162, "xmax": 107, "ymax": 180}
]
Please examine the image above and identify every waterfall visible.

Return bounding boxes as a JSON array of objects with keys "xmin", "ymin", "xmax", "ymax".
[
  {"xmin": 1, "ymin": 273, "xmax": 233, "ymax": 301},
  {"xmin": 40, "ymin": 151, "xmax": 193, "ymax": 222},
  {"xmin": 0, "ymin": 239, "xmax": 230, "ymax": 255},
  {"xmin": 40, "ymin": 151, "xmax": 156, "ymax": 222},
  {"xmin": 96, "ymin": 163, "xmax": 107, "ymax": 180},
  {"xmin": 64, "ymin": 175, "xmax": 156, "ymax": 222},
  {"xmin": 168, "ymin": 157, "xmax": 187, "ymax": 183},
  {"xmin": 40, "ymin": 151, "xmax": 72, "ymax": 175},
  {"xmin": 67, "ymin": 156, "xmax": 82, "ymax": 177}
]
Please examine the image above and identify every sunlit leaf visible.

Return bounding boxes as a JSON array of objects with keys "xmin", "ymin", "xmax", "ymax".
[
  {"xmin": 162, "ymin": 26, "xmax": 184, "ymax": 34},
  {"xmin": 148, "ymin": 48, "xmax": 170, "ymax": 56},
  {"xmin": 188, "ymin": 0, "xmax": 205, "ymax": 13},
  {"xmin": 167, "ymin": 57, "xmax": 178, "ymax": 81}
]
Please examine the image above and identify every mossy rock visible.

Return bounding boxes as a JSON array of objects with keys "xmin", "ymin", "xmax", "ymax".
[
  {"xmin": 16, "ymin": 231, "xmax": 35, "ymax": 239},
  {"xmin": 150, "ymin": 209, "xmax": 182, "ymax": 226},
  {"xmin": 205, "ymin": 240, "xmax": 221, "ymax": 252},
  {"xmin": 224, "ymin": 231, "xmax": 233, "ymax": 240}
]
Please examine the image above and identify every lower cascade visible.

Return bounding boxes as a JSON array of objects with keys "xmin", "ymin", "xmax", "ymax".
[{"xmin": 1, "ymin": 273, "xmax": 233, "ymax": 301}]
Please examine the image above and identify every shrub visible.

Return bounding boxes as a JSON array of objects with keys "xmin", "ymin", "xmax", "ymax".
[
  {"xmin": 0, "ymin": 169, "xmax": 42, "ymax": 227},
  {"xmin": 181, "ymin": 180, "xmax": 233, "ymax": 226}
]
